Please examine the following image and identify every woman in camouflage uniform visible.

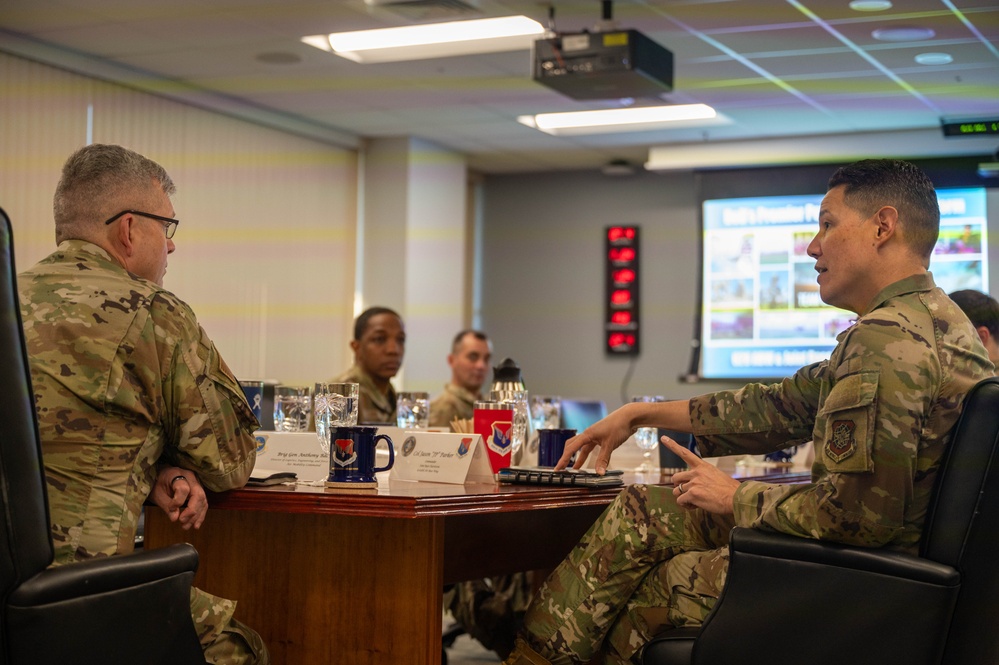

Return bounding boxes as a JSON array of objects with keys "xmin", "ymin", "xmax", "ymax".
[{"xmin": 504, "ymin": 159, "xmax": 993, "ymax": 665}]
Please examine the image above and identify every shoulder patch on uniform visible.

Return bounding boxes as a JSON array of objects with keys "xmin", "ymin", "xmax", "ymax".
[{"xmin": 826, "ymin": 419, "xmax": 857, "ymax": 462}]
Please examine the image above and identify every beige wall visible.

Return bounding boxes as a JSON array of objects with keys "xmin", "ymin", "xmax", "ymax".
[{"xmin": 0, "ymin": 52, "xmax": 358, "ymax": 386}]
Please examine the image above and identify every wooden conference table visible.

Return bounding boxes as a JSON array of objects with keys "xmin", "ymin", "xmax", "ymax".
[{"xmin": 144, "ymin": 464, "xmax": 809, "ymax": 665}]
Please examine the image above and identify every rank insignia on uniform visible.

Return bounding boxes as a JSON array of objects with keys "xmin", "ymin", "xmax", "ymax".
[
  {"xmin": 827, "ymin": 420, "xmax": 857, "ymax": 462},
  {"xmin": 333, "ymin": 439, "xmax": 357, "ymax": 467},
  {"xmin": 457, "ymin": 437, "xmax": 472, "ymax": 457},
  {"xmin": 488, "ymin": 421, "xmax": 513, "ymax": 456}
]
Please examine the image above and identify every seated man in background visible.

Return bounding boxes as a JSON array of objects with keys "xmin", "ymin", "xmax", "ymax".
[
  {"xmin": 333, "ymin": 306, "xmax": 405, "ymax": 424},
  {"xmin": 430, "ymin": 328, "xmax": 492, "ymax": 428},
  {"xmin": 950, "ymin": 288, "xmax": 999, "ymax": 364},
  {"xmin": 503, "ymin": 159, "xmax": 993, "ymax": 665},
  {"xmin": 431, "ymin": 329, "xmax": 532, "ymax": 660},
  {"xmin": 18, "ymin": 143, "xmax": 268, "ymax": 664}
]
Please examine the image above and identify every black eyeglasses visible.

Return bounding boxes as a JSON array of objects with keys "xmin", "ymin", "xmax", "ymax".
[{"xmin": 104, "ymin": 210, "xmax": 179, "ymax": 239}]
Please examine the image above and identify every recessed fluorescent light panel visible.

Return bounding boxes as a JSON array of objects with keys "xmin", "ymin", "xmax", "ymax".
[
  {"xmin": 849, "ymin": 0, "xmax": 892, "ymax": 11},
  {"xmin": 915, "ymin": 52, "xmax": 953, "ymax": 65},
  {"xmin": 302, "ymin": 15, "xmax": 545, "ymax": 63},
  {"xmin": 871, "ymin": 26, "xmax": 935, "ymax": 41},
  {"xmin": 518, "ymin": 104, "xmax": 720, "ymax": 135}
]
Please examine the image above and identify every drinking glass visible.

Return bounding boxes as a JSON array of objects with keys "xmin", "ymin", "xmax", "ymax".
[
  {"xmin": 273, "ymin": 385, "xmax": 312, "ymax": 432},
  {"xmin": 492, "ymin": 389, "xmax": 529, "ymax": 456},
  {"xmin": 530, "ymin": 395, "xmax": 562, "ymax": 431},
  {"xmin": 397, "ymin": 391, "xmax": 430, "ymax": 429},
  {"xmin": 314, "ymin": 382, "xmax": 358, "ymax": 455},
  {"xmin": 631, "ymin": 395, "xmax": 664, "ymax": 473},
  {"xmin": 527, "ymin": 394, "xmax": 560, "ymax": 455}
]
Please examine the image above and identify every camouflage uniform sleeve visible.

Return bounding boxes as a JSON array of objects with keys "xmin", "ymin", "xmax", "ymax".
[
  {"xmin": 430, "ymin": 390, "xmax": 459, "ymax": 428},
  {"xmin": 689, "ymin": 361, "xmax": 824, "ymax": 457},
  {"xmin": 727, "ymin": 320, "xmax": 936, "ymax": 548},
  {"xmin": 356, "ymin": 382, "xmax": 384, "ymax": 425},
  {"xmin": 152, "ymin": 293, "xmax": 257, "ymax": 492}
]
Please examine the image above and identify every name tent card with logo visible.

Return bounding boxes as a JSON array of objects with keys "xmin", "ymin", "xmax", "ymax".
[
  {"xmin": 252, "ymin": 431, "xmax": 327, "ymax": 483},
  {"xmin": 391, "ymin": 431, "xmax": 496, "ymax": 484}
]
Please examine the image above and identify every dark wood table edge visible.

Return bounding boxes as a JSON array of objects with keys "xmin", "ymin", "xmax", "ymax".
[{"xmin": 203, "ymin": 467, "xmax": 811, "ymax": 518}]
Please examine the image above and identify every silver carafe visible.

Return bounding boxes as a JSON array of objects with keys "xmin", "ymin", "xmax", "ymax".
[
  {"xmin": 490, "ymin": 357, "xmax": 526, "ymax": 396},
  {"xmin": 491, "ymin": 358, "xmax": 529, "ymax": 464}
]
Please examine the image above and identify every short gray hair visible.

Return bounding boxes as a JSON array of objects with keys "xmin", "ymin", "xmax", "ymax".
[{"xmin": 53, "ymin": 144, "xmax": 175, "ymax": 244}]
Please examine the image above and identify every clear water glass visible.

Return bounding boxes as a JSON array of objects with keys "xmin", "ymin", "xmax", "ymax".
[
  {"xmin": 397, "ymin": 391, "xmax": 430, "ymax": 429},
  {"xmin": 530, "ymin": 395, "xmax": 562, "ymax": 431},
  {"xmin": 273, "ymin": 385, "xmax": 312, "ymax": 432},
  {"xmin": 314, "ymin": 382, "xmax": 358, "ymax": 455},
  {"xmin": 631, "ymin": 395, "xmax": 664, "ymax": 473},
  {"xmin": 527, "ymin": 394, "xmax": 560, "ymax": 455},
  {"xmin": 493, "ymin": 389, "xmax": 529, "ymax": 456}
]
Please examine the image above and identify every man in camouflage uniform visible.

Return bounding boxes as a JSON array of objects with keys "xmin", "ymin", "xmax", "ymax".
[
  {"xmin": 332, "ymin": 306, "xmax": 405, "ymax": 424},
  {"xmin": 430, "ymin": 329, "xmax": 492, "ymax": 428},
  {"xmin": 504, "ymin": 159, "xmax": 994, "ymax": 665},
  {"xmin": 430, "ymin": 330, "xmax": 534, "ymax": 659},
  {"xmin": 18, "ymin": 144, "xmax": 269, "ymax": 664},
  {"xmin": 950, "ymin": 289, "xmax": 999, "ymax": 364}
]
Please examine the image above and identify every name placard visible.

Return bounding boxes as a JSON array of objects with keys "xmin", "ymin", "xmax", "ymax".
[
  {"xmin": 391, "ymin": 431, "xmax": 496, "ymax": 484},
  {"xmin": 252, "ymin": 431, "xmax": 328, "ymax": 483}
]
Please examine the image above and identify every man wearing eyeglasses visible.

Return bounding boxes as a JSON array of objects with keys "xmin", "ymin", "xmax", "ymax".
[{"xmin": 17, "ymin": 144, "xmax": 268, "ymax": 664}]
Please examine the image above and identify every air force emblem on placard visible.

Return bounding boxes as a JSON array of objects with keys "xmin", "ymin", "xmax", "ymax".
[
  {"xmin": 333, "ymin": 439, "xmax": 358, "ymax": 467},
  {"xmin": 457, "ymin": 437, "xmax": 473, "ymax": 457},
  {"xmin": 488, "ymin": 422, "xmax": 513, "ymax": 456},
  {"xmin": 826, "ymin": 420, "xmax": 857, "ymax": 462}
]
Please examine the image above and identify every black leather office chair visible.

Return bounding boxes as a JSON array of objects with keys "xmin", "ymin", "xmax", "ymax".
[
  {"xmin": 642, "ymin": 376, "xmax": 999, "ymax": 665},
  {"xmin": 0, "ymin": 207, "xmax": 205, "ymax": 664}
]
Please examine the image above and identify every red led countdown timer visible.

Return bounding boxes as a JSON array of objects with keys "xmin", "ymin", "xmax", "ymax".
[{"xmin": 605, "ymin": 225, "xmax": 639, "ymax": 355}]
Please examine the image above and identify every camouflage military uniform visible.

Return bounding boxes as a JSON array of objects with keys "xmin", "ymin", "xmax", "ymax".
[
  {"xmin": 433, "ymin": 383, "xmax": 529, "ymax": 658},
  {"xmin": 333, "ymin": 364, "xmax": 397, "ymax": 425},
  {"xmin": 18, "ymin": 240, "xmax": 268, "ymax": 664},
  {"xmin": 520, "ymin": 273, "xmax": 992, "ymax": 664},
  {"xmin": 429, "ymin": 383, "xmax": 480, "ymax": 428}
]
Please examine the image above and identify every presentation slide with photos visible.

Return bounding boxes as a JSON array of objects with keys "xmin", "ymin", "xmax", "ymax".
[{"xmin": 700, "ymin": 188, "xmax": 988, "ymax": 379}]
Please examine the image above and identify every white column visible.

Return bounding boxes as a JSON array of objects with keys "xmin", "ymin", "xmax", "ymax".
[{"xmin": 360, "ymin": 137, "xmax": 470, "ymax": 394}]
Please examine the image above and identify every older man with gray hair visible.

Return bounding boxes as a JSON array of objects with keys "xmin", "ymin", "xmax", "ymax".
[{"xmin": 18, "ymin": 143, "xmax": 268, "ymax": 664}]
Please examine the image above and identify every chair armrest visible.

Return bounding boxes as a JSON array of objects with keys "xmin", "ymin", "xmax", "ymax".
[
  {"xmin": 6, "ymin": 544, "xmax": 204, "ymax": 664},
  {"xmin": 689, "ymin": 528, "xmax": 959, "ymax": 665},
  {"xmin": 730, "ymin": 527, "xmax": 958, "ymax": 584},
  {"xmin": 9, "ymin": 543, "xmax": 199, "ymax": 606}
]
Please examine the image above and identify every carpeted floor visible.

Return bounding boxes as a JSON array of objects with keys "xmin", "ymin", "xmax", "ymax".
[
  {"xmin": 444, "ymin": 633, "xmax": 502, "ymax": 664},
  {"xmin": 442, "ymin": 617, "xmax": 501, "ymax": 664}
]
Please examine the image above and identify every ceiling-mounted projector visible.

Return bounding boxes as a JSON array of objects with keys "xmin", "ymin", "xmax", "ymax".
[{"xmin": 533, "ymin": 29, "xmax": 674, "ymax": 100}]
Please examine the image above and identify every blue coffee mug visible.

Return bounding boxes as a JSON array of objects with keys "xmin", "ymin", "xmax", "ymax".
[
  {"xmin": 328, "ymin": 426, "xmax": 395, "ymax": 484},
  {"xmin": 538, "ymin": 428, "xmax": 576, "ymax": 467}
]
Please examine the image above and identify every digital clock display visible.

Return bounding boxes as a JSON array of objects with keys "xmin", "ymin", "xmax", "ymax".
[
  {"xmin": 941, "ymin": 119, "xmax": 999, "ymax": 137},
  {"xmin": 605, "ymin": 226, "xmax": 640, "ymax": 356}
]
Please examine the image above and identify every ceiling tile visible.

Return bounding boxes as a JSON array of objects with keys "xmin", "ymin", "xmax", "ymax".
[{"xmin": 2, "ymin": 0, "xmax": 997, "ymax": 172}]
